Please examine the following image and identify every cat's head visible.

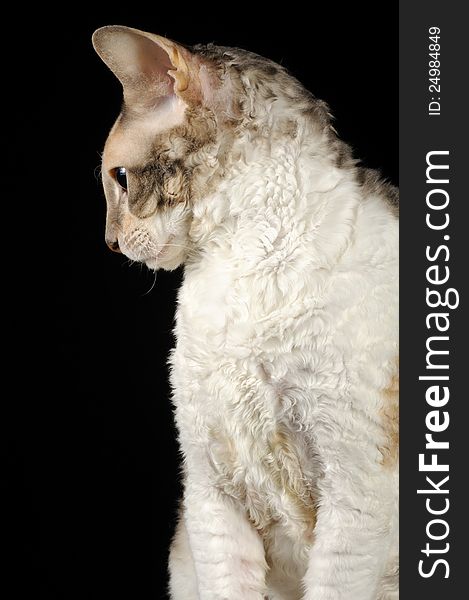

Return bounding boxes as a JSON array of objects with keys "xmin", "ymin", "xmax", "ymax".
[
  {"xmin": 93, "ymin": 26, "xmax": 231, "ymax": 269},
  {"xmin": 93, "ymin": 26, "xmax": 326, "ymax": 270}
]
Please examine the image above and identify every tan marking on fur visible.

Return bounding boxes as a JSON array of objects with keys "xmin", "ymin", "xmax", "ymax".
[
  {"xmin": 208, "ymin": 426, "xmax": 316, "ymax": 543},
  {"xmin": 266, "ymin": 428, "xmax": 317, "ymax": 539},
  {"xmin": 358, "ymin": 167, "xmax": 399, "ymax": 218},
  {"xmin": 208, "ymin": 427, "xmax": 274, "ymax": 531},
  {"xmin": 379, "ymin": 361, "xmax": 399, "ymax": 467}
]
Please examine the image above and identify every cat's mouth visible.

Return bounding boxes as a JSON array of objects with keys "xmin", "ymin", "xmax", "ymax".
[{"xmin": 119, "ymin": 231, "xmax": 176, "ymax": 268}]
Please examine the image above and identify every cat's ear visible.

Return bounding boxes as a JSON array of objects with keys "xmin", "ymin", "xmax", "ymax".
[{"xmin": 92, "ymin": 26, "xmax": 202, "ymax": 107}]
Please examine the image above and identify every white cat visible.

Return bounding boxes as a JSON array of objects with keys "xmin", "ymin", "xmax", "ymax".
[{"xmin": 93, "ymin": 26, "xmax": 399, "ymax": 600}]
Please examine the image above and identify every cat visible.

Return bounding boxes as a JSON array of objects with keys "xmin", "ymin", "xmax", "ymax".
[{"xmin": 93, "ymin": 26, "xmax": 399, "ymax": 600}]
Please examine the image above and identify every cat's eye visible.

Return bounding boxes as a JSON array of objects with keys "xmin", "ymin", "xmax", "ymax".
[{"xmin": 114, "ymin": 167, "xmax": 128, "ymax": 191}]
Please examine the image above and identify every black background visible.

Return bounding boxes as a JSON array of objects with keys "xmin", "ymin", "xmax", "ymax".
[{"xmin": 5, "ymin": 4, "xmax": 397, "ymax": 599}]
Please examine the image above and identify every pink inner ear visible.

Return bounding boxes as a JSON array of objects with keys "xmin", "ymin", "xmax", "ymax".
[
  {"xmin": 94, "ymin": 27, "xmax": 205, "ymax": 108},
  {"xmin": 134, "ymin": 35, "xmax": 175, "ymax": 98}
]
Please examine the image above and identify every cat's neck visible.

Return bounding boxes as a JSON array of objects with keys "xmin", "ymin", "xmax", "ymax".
[{"xmin": 187, "ymin": 114, "xmax": 360, "ymax": 271}]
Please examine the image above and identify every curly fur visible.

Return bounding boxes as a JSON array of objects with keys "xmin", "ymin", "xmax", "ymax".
[{"xmin": 93, "ymin": 26, "xmax": 399, "ymax": 600}]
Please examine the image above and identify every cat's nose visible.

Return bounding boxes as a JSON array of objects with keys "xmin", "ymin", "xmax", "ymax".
[{"xmin": 106, "ymin": 238, "xmax": 122, "ymax": 253}]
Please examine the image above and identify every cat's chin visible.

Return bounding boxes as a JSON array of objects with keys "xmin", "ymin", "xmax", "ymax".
[
  {"xmin": 145, "ymin": 252, "xmax": 183, "ymax": 272},
  {"xmin": 143, "ymin": 234, "xmax": 186, "ymax": 271}
]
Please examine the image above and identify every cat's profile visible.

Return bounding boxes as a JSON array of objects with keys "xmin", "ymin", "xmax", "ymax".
[{"xmin": 93, "ymin": 26, "xmax": 398, "ymax": 600}]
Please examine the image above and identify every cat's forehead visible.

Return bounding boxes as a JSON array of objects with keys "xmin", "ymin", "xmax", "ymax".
[{"xmin": 103, "ymin": 97, "xmax": 187, "ymax": 170}]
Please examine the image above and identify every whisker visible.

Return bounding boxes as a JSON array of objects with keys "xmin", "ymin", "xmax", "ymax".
[
  {"xmin": 162, "ymin": 242, "xmax": 196, "ymax": 255},
  {"xmin": 93, "ymin": 164, "xmax": 102, "ymax": 182},
  {"xmin": 142, "ymin": 270, "xmax": 158, "ymax": 296}
]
